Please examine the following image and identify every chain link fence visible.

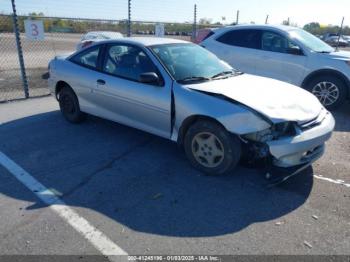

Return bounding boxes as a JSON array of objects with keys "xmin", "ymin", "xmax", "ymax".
[
  {"xmin": 131, "ymin": 21, "xmax": 192, "ymax": 41},
  {"xmin": 0, "ymin": 14, "xmax": 26, "ymax": 101},
  {"xmin": 0, "ymin": 0, "xmax": 198, "ymax": 102}
]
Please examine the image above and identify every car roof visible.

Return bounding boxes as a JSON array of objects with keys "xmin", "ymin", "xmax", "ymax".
[
  {"xmin": 96, "ymin": 37, "xmax": 190, "ymax": 47},
  {"xmin": 213, "ymin": 24, "xmax": 300, "ymax": 33},
  {"xmin": 86, "ymin": 31, "xmax": 119, "ymax": 35}
]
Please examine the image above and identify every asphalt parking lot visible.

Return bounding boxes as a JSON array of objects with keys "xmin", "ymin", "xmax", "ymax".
[{"xmin": 0, "ymin": 96, "xmax": 349, "ymax": 257}]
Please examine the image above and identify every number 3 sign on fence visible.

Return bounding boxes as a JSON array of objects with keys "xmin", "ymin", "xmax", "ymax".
[{"xmin": 24, "ymin": 20, "xmax": 45, "ymax": 40}]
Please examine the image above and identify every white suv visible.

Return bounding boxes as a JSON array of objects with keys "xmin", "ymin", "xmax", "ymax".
[{"xmin": 200, "ymin": 25, "xmax": 350, "ymax": 109}]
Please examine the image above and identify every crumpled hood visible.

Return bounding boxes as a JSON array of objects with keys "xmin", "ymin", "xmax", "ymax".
[
  {"xmin": 324, "ymin": 50, "xmax": 350, "ymax": 61},
  {"xmin": 186, "ymin": 74, "xmax": 323, "ymax": 123}
]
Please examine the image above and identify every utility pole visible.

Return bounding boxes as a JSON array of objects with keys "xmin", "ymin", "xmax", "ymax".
[
  {"xmin": 127, "ymin": 0, "xmax": 131, "ymax": 37},
  {"xmin": 236, "ymin": 10, "xmax": 239, "ymax": 24},
  {"xmin": 265, "ymin": 15, "xmax": 269, "ymax": 24},
  {"xmin": 192, "ymin": 4, "xmax": 197, "ymax": 42},
  {"xmin": 336, "ymin": 17, "xmax": 345, "ymax": 51}
]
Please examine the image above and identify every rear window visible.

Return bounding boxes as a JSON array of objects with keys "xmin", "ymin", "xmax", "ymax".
[{"xmin": 216, "ymin": 29, "xmax": 261, "ymax": 49}]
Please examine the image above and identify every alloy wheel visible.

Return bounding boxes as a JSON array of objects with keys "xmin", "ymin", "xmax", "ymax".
[{"xmin": 312, "ymin": 81, "xmax": 340, "ymax": 106}]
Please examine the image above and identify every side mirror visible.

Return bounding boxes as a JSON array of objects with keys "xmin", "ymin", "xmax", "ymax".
[
  {"xmin": 287, "ymin": 46, "xmax": 303, "ymax": 56},
  {"xmin": 139, "ymin": 72, "xmax": 160, "ymax": 85}
]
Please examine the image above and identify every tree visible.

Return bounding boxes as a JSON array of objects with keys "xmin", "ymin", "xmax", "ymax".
[
  {"xmin": 28, "ymin": 12, "xmax": 44, "ymax": 19},
  {"xmin": 282, "ymin": 20, "xmax": 290, "ymax": 26},
  {"xmin": 303, "ymin": 22, "xmax": 321, "ymax": 34},
  {"xmin": 302, "ymin": 22, "xmax": 350, "ymax": 36},
  {"xmin": 198, "ymin": 17, "xmax": 212, "ymax": 25}
]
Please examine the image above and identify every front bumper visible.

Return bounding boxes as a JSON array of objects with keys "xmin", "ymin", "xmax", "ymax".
[{"xmin": 267, "ymin": 111, "xmax": 335, "ymax": 167}]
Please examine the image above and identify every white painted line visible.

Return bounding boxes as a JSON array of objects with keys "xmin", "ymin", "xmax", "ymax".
[
  {"xmin": 0, "ymin": 151, "xmax": 128, "ymax": 259},
  {"xmin": 314, "ymin": 174, "xmax": 350, "ymax": 188}
]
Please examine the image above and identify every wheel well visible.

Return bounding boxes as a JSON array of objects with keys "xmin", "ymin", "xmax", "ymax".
[
  {"xmin": 177, "ymin": 115, "xmax": 227, "ymax": 146},
  {"xmin": 55, "ymin": 81, "xmax": 70, "ymax": 100},
  {"xmin": 302, "ymin": 69, "xmax": 350, "ymax": 98}
]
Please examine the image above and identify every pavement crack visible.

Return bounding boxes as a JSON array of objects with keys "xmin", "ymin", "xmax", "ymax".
[{"xmin": 62, "ymin": 138, "xmax": 153, "ymax": 198}]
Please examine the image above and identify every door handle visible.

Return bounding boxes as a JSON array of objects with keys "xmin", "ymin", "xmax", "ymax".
[{"xmin": 97, "ymin": 79, "xmax": 106, "ymax": 85}]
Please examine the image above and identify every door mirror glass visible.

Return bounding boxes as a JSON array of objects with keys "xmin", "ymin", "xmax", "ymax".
[
  {"xmin": 287, "ymin": 46, "xmax": 303, "ymax": 55},
  {"xmin": 139, "ymin": 72, "xmax": 160, "ymax": 84}
]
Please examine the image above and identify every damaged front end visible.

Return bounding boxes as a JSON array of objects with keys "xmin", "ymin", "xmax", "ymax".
[
  {"xmin": 181, "ymin": 88, "xmax": 334, "ymax": 170},
  {"xmin": 241, "ymin": 121, "xmax": 295, "ymax": 163},
  {"xmin": 240, "ymin": 108, "xmax": 334, "ymax": 169},
  {"xmin": 239, "ymin": 116, "xmax": 334, "ymax": 186}
]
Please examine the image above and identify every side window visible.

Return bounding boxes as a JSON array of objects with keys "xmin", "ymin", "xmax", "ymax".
[
  {"xmin": 216, "ymin": 29, "xmax": 261, "ymax": 49},
  {"xmin": 103, "ymin": 44, "xmax": 158, "ymax": 82},
  {"xmin": 71, "ymin": 45, "xmax": 100, "ymax": 68},
  {"xmin": 262, "ymin": 31, "xmax": 299, "ymax": 54}
]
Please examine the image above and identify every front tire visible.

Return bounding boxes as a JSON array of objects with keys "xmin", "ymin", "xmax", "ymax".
[
  {"xmin": 306, "ymin": 75, "xmax": 347, "ymax": 110},
  {"xmin": 58, "ymin": 86, "xmax": 85, "ymax": 123},
  {"xmin": 184, "ymin": 120, "xmax": 241, "ymax": 176}
]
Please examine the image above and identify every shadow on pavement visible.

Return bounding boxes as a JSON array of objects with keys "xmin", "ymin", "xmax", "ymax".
[
  {"xmin": 333, "ymin": 101, "xmax": 350, "ymax": 132},
  {"xmin": 0, "ymin": 111, "xmax": 314, "ymax": 237}
]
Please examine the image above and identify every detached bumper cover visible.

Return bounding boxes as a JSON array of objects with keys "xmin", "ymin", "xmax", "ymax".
[{"xmin": 267, "ymin": 112, "xmax": 335, "ymax": 167}]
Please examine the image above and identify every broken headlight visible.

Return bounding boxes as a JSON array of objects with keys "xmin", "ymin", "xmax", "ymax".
[
  {"xmin": 243, "ymin": 128, "xmax": 274, "ymax": 142},
  {"xmin": 273, "ymin": 122, "xmax": 296, "ymax": 138},
  {"xmin": 243, "ymin": 122, "xmax": 296, "ymax": 142}
]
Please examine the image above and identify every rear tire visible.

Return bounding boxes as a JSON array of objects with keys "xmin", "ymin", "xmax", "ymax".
[
  {"xmin": 305, "ymin": 75, "xmax": 347, "ymax": 110},
  {"xmin": 58, "ymin": 86, "xmax": 86, "ymax": 123},
  {"xmin": 184, "ymin": 120, "xmax": 241, "ymax": 176}
]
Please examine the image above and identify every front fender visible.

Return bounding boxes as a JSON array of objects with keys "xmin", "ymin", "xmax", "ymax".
[{"xmin": 171, "ymin": 84, "xmax": 271, "ymax": 141}]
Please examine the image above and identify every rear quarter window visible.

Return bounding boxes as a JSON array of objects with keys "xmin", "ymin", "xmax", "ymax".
[
  {"xmin": 216, "ymin": 29, "xmax": 261, "ymax": 49},
  {"xmin": 70, "ymin": 45, "xmax": 101, "ymax": 69}
]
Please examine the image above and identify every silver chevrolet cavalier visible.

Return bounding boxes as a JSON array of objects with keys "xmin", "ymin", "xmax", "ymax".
[{"xmin": 48, "ymin": 37, "xmax": 335, "ymax": 175}]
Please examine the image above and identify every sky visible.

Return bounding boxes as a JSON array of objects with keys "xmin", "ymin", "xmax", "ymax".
[{"xmin": 0, "ymin": 0, "xmax": 349, "ymax": 27}]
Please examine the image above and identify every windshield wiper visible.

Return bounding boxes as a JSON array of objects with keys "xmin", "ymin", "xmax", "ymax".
[
  {"xmin": 316, "ymin": 50, "xmax": 332, "ymax": 53},
  {"xmin": 177, "ymin": 70, "xmax": 241, "ymax": 84},
  {"xmin": 177, "ymin": 76, "xmax": 211, "ymax": 83},
  {"xmin": 211, "ymin": 70, "xmax": 241, "ymax": 79}
]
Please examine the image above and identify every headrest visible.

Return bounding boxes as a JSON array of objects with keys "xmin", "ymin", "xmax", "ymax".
[{"xmin": 120, "ymin": 54, "xmax": 137, "ymax": 66}]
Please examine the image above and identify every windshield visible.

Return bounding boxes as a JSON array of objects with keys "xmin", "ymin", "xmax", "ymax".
[
  {"xmin": 150, "ymin": 43, "xmax": 237, "ymax": 83},
  {"xmin": 289, "ymin": 29, "xmax": 334, "ymax": 53}
]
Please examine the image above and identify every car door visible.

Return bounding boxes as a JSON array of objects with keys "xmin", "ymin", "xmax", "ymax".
[
  {"xmin": 204, "ymin": 29, "xmax": 261, "ymax": 74},
  {"xmin": 89, "ymin": 43, "xmax": 172, "ymax": 139},
  {"xmin": 67, "ymin": 44, "xmax": 104, "ymax": 106},
  {"xmin": 254, "ymin": 30, "xmax": 307, "ymax": 85}
]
